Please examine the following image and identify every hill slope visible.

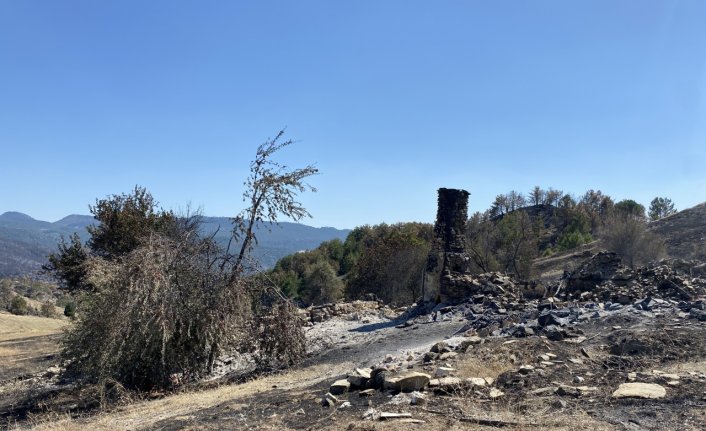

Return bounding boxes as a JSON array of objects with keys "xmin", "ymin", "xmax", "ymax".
[
  {"xmin": 0, "ymin": 212, "xmax": 350, "ymax": 277},
  {"xmin": 649, "ymin": 202, "xmax": 706, "ymax": 261}
]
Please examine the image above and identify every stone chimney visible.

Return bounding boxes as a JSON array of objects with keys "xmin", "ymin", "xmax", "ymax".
[{"xmin": 423, "ymin": 188, "xmax": 471, "ymax": 303}]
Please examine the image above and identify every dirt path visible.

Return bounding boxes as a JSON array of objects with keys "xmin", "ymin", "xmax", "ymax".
[{"xmin": 302, "ymin": 317, "xmax": 463, "ymax": 369}]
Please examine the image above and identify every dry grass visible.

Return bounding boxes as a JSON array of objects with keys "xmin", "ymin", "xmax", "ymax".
[
  {"xmin": 0, "ymin": 344, "xmax": 22, "ymax": 357},
  {"xmin": 18, "ymin": 296, "xmax": 64, "ymax": 317},
  {"xmin": 0, "ymin": 312, "xmax": 66, "ymax": 381},
  {"xmin": 23, "ymin": 360, "xmax": 356, "ymax": 431},
  {"xmin": 0, "ymin": 312, "xmax": 67, "ymax": 342},
  {"xmin": 455, "ymin": 353, "xmax": 514, "ymax": 381}
]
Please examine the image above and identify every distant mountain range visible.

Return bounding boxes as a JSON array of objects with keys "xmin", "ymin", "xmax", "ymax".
[{"xmin": 0, "ymin": 212, "xmax": 350, "ymax": 278}]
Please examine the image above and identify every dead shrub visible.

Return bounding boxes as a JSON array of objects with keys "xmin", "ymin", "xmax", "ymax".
[{"xmin": 64, "ymin": 225, "xmax": 305, "ymax": 391}]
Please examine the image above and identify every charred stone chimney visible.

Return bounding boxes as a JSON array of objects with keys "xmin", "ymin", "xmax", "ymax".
[{"xmin": 423, "ymin": 188, "xmax": 471, "ymax": 303}]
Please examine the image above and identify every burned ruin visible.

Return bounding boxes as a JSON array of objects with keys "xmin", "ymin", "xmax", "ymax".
[{"xmin": 423, "ymin": 188, "xmax": 472, "ymax": 303}]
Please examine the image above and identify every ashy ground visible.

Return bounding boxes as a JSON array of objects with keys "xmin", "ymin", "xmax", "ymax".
[{"xmin": 4, "ymin": 293, "xmax": 706, "ymax": 431}]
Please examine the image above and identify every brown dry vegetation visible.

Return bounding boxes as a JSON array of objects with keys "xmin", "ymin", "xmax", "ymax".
[
  {"xmin": 0, "ymin": 313, "xmax": 66, "ymax": 382},
  {"xmin": 0, "ymin": 313, "xmax": 67, "ymax": 343}
]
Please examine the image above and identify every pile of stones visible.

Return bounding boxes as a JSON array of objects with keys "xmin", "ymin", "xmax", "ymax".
[
  {"xmin": 322, "ymin": 335, "xmax": 503, "ymax": 408},
  {"xmin": 306, "ymin": 300, "xmax": 394, "ymax": 323},
  {"xmin": 564, "ymin": 252, "xmax": 706, "ymax": 304},
  {"xmin": 442, "ymin": 271, "xmax": 520, "ymax": 302}
]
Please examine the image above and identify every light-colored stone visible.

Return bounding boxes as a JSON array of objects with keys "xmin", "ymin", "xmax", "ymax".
[
  {"xmin": 489, "ymin": 388, "xmax": 505, "ymax": 399},
  {"xmin": 435, "ymin": 366, "xmax": 456, "ymax": 377},
  {"xmin": 428, "ymin": 376, "xmax": 462, "ymax": 388},
  {"xmin": 612, "ymin": 383, "xmax": 666, "ymax": 399},
  {"xmin": 439, "ymin": 352, "xmax": 458, "ymax": 360},
  {"xmin": 383, "ymin": 372, "xmax": 431, "ymax": 392},
  {"xmin": 466, "ymin": 377, "xmax": 487, "ymax": 387},
  {"xmin": 348, "ymin": 368, "xmax": 372, "ymax": 387},
  {"xmin": 330, "ymin": 379, "xmax": 350, "ymax": 395},
  {"xmin": 466, "ymin": 335, "xmax": 484, "ymax": 345},
  {"xmin": 45, "ymin": 366, "xmax": 61, "ymax": 377}
]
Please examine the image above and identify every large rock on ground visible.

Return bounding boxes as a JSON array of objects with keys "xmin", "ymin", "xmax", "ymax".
[
  {"xmin": 347, "ymin": 368, "xmax": 372, "ymax": 387},
  {"xmin": 612, "ymin": 383, "xmax": 666, "ymax": 399},
  {"xmin": 383, "ymin": 371, "xmax": 431, "ymax": 392},
  {"xmin": 329, "ymin": 379, "xmax": 351, "ymax": 395}
]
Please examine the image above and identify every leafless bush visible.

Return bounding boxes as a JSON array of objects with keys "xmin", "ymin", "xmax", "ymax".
[
  {"xmin": 254, "ymin": 300, "xmax": 307, "ymax": 370},
  {"xmin": 600, "ymin": 214, "xmax": 666, "ymax": 267},
  {"xmin": 64, "ymin": 228, "xmax": 250, "ymax": 390}
]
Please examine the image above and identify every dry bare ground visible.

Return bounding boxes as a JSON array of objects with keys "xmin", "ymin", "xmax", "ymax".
[
  {"xmin": 7, "ymin": 298, "xmax": 706, "ymax": 431},
  {"xmin": 0, "ymin": 313, "xmax": 66, "ymax": 382}
]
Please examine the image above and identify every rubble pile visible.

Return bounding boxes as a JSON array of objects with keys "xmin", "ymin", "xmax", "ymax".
[
  {"xmin": 442, "ymin": 271, "xmax": 520, "ymax": 301},
  {"xmin": 306, "ymin": 300, "xmax": 395, "ymax": 323},
  {"xmin": 320, "ymin": 334, "xmax": 506, "ymax": 408},
  {"xmin": 564, "ymin": 252, "xmax": 706, "ymax": 303}
]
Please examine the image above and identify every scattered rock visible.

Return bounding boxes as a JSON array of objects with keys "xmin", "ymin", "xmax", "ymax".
[
  {"xmin": 321, "ymin": 392, "xmax": 338, "ymax": 407},
  {"xmin": 423, "ymin": 352, "xmax": 439, "ymax": 363},
  {"xmin": 489, "ymin": 388, "xmax": 505, "ymax": 399},
  {"xmin": 466, "ymin": 377, "xmax": 487, "ymax": 387},
  {"xmin": 435, "ymin": 366, "xmax": 456, "ymax": 377},
  {"xmin": 330, "ymin": 379, "xmax": 350, "ymax": 395},
  {"xmin": 45, "ymin": 366, "xmax": 61, "ymax": 377},
  {"xmin": 612, "ymin": 383, "xmax": 666, "ymax": 399},
  {"xmin": 383, "ymin": 372, "xmax": 431, "ymax": 392},
  {"xmin": 348, "ymin": 368, "xmax": 372, "ymax": 387},
  {"xmin": 430, "ymin": 341, "xmax": 452, "ymax": 353},
  {"xmin": 359, "ymin": 389, "xmax": 376, "ymax": 397},
  {"xmin": 428, "ymin": 376, "xmax": 462, "ymax": 390}
]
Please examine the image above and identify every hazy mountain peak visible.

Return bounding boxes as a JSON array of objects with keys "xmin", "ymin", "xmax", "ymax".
[{"xmin": 0, "ymin": 211, "xmax": 36, "ymax": 221}]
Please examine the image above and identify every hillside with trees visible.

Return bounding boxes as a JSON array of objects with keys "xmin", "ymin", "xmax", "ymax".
[{"xmin": 266, "ymin": 187, "xmax": 677, "ymax": 306}]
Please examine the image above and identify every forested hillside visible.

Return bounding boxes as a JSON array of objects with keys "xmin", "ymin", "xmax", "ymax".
[{"xmin": 267, "ymin": 187, "xmax": 685, "ymax": 306}]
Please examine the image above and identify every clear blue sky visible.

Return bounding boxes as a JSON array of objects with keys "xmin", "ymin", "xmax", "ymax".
[{"xmin": 1, "ymin": 1, "xmax": 705, "ymax": 228}]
